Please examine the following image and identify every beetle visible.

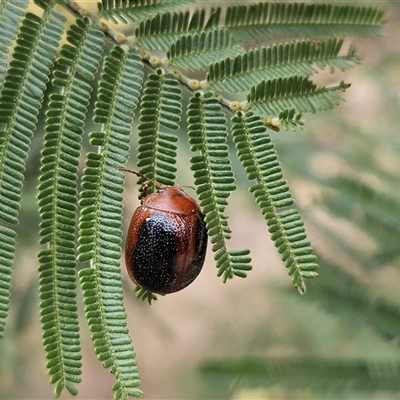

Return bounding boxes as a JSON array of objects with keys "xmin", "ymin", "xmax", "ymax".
[{"xmin": 121, "ymin": 168, "xmax": 208, "ymax": 295}]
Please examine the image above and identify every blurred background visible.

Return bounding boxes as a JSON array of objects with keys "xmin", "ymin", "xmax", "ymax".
[{"xmin": 1, "ymin": 1, "xmax": 400, "ymax": 399}]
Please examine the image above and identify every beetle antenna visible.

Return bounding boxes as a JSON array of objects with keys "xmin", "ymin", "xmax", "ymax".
[
  {"xmin": 118, "ymin": 167, "xmax": 163, "ymax": 188},
  {"xmin": 179, "ymin": 184, "xmax": 196, "ymax": 191}
]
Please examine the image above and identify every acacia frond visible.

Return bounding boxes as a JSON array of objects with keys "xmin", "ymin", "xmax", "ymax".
[
  {"xmin": 0, "ymin": 9, "xmax": 65, "ymax": 226},
  {"xmin": 135, "ymin": 7, "xmax": 220, "ymax": 51},
  {"xmin": 232, "ymin": 111, "xmax": 318, "ymax": 292},
  {"xmin": 57, "ymin": 19, "xmax": 104, "ymax": 79},
  {"xmin": 0, "ymin": 4, "xmax": 65, "ymax": 352},
  {"xmin": 79, "ymin": 45, "xmax": 143, "ymax": 262},
  {"xmin": 78, "ymin": 45, "xmax": 144, "ymax": 398},
  {"xmin": 0, "ymin": 225, "xmax": 15, "ymax": 338},
  {"xmin": 207, "ymin": 38, "xmax": 359, "ymax": 93},
  {"xmin": 136, "ymin": 70, "xmax": 182, "ymax": 189},
  {"xmin": 79, "ymin": 268, "xmax": 143, "ymax": 400},
  {"xmin": 98, "ymin": 0, "xmax": 195, "ymax": 24},
  {"xmin": 167, "ymin": 28, "xmax": 243, "ymax": 71},
  {"xmin": 201, "ymin": 356, "xmax": 400, "ymax": 392},
  {"xmin": 188, "ymin": 92, "xmax": 252, "ymax": 281},
  {"xmin": 248, "ymin": 77, "xmax": 350, "ymax": 116},
  {"xmin": 38, "ymin": 18, "xmax": 104, "ymax": 397},
  {"xmin": 0, "ymin": 0, "xmax": 28, "ymax": 89},
  {"xmin": 225, "ymin": 3, "xmax": 385, "ymax": 44}
]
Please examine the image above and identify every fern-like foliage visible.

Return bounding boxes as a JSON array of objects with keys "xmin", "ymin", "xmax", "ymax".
[
  {"xmin": 78, "ymin": 45, "xmax": 144, "ymax": 399},
  {"xmin": 188, "ymin": 92, "xmax": 252, "ymax": 281},
  {"xmin": 167, "ymin": 28, "xmax": 243, "ymax": 71},
  {"xmin": 135, "ymin": 7, "xmax": 221, "ymax": 51},
  {"xmin": 79, "ymin": 268, "xmax": 142, "ymax": 399},
  {"xmin": 38, "ymin": 18, "xmax": 104, "ymax": 396},
  {"xmin": 249, "ymin": 77, "xmax": 350, "ymax": 116},
  {"xmin": 232, "ymin": 111, "xmax": 318, "ymax": 292},
  {"xmin": 225, "ymin": 3, "xmax": 385, "ymax": 43},
  {"xmin": 0, "ymin": 225, "xmax": 15, "ymax": 338},
  {"xmin": 200, "ymin": 356, "xmax": 400, "ymax": 392},
  {"xmin": 0, "ymin": 0, "xmax": 28, "ymax": 89},
  {"xmin": 0, "ymin": 1, "xmax": 66, "ymax": 347},
  {"xmin": 0, "ymin": 7, "xmax": 65, "ymax": 225},
  {"xmin": 136, "ymin": 69, "xmax": 181, "ymax": 189},
  {"xmin": 98, "ymin": 0, "xmax": 195, "ymax": 24},
  {"xmin": 207, "ymin": 38, "xmax": 359, "ymax": 93}
]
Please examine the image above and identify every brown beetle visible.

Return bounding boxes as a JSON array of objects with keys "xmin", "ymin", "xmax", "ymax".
[{"xmin": 121, "ymin": 169, "xmax": 207, "ymax": 295}]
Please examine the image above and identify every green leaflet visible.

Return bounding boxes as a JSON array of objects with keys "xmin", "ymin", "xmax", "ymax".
[
  {"xmin": 278, "ymin": 108, "xmax": 304, "ymax": 131},
  {"xmin": 0, "ymin": 3, "xmax": 67, "ymax": 382},
  {"xmin": 225, "ymin": 3, "xmax": 385, "ymax": 43},
  {"xmin": 99, "ymin": 0, "xmax": 195, "ymax": 24},
  {"xmin": 167, "ymin": 28, "xmax": 243, "ymax": 71},
  {"xmin": 79, "ymin": 267, "xmax": 143, "ymax": 400},
  {"xmin": 78, "ymin": 45, "xmax": 144, "ymax": 399},
  {"xmin": 38, "ymin": 18, "xmax": 104, "ymax": 396},
  {"xmin": 232, "ymin": 111, "xmax": 318, "ymax": 292},
  {"xmin": 248, "ymin": 77, "xmax": 350, "ymax": 116},
  {"xmin": 0, "ymin": 225, "xmax": 15, "ymax": 338},
  {"xmin": 79, "ymin": 46, "xmax": 143, "ymax": 261},
  {"xmin": 207, "ymin": 38, "xmax": 359, "ymax": 94},
  {"xmin": 0, "ymin": 9, "xmax": 66, "ymax": 225},
  {"xmin": 136, "ymin": 70, "xmax": 182, "ymax": 189},
  {"xmin": 0, "ymin": 0, "xmax": 29, "ymax": 90},
  {"xmin": 136, "ymin": 7, "xmax": 220, "ymax": 51},
  {"xmin": 188, "ymin": 92, "xmax": 252, "ymax": 281}
]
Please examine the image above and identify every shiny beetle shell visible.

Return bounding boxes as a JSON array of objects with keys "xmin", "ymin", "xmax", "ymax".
[{"xmin": 125, "ymin": 186, "xmax": 207, "ymax": 295}]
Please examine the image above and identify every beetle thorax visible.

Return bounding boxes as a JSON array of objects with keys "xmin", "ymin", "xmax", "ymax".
[{"xmin": 141, "ymin": 186, "xmax": 198, "ymax": 215}]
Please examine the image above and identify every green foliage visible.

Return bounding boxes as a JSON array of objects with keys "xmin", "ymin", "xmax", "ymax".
[
  {"xmin": 297, "ymin": 261, "xmax": 400, "ymax": 342},
  {"xmin": 278, "ymin": 108, "xmax": 304, "ymax": 131},
  {"xmin": 225, "ymin": 3, "xmax": 385, "ymax": 42},
  {"xmin": 79, "ymin": 268, "xmax": 142, "ymax": 399},
  {"xmin": 321, "ymin": 176, "xmax": 400, "ymax": 264},
  {"xmin": 232, "ymin": 111, "xmax": 318, "ymax": 293},
  {"xmin": 200, "ymin": 356, "xmax": 400, "ymax": 392},
  {"xmin": 135, "ymin": 8, "xmax": 221, "ymax": 51},
  {"xmin": 78, "ymin": 45, "xmax": 143, "ymax": 261},
  {"xmin": 167, "ymin": 28, "xmax": 243, "ymax": 70},
  {"xmin": 188, "ymin": 92, "xmax": 252, "ymax": 281},
  {"xmin": 136, "ymin": 70, "xmax": 181, "ymax": 189},
  {"xmin": 0, "ymin": 0, "xmax": 28, "ymax": 89},
  {"xmin": 199, "ymin": 116, "xmax": 400, "ymax": 396},
  {"xmin": 198, "ymin": 40, "xmax": 400, "ymax": 398},
  {"xmin": 0, "ymin": 225, "xmax": 15, "ymax": 338},
  {"xmin": 0, "ymin": 3, "xmax": 69, "ymax": 391},
  {"xmin": 207, "ymin": 38, "xmax": 359, "ymax": 93},
  {"xmin": 99, "ymin": 0, "xmax": 195, "ymax": 24},
  {"xmin": 0, "ymin": 0, "xmax": 387, "ymax": 398},
  {"xmin": 78, "ymin": 45, "xmax": 144, "ymax": 398},
  {"xmin": 249, "ymin": 77, "xmax": 350, "ymax": 116},
  {"xmin": 0, "ymin": 8, "xmax": 65, "ymax": 224},
  {"xmin": 38, "ymin": 17, "xmax": 104, "ymax": 396}
]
